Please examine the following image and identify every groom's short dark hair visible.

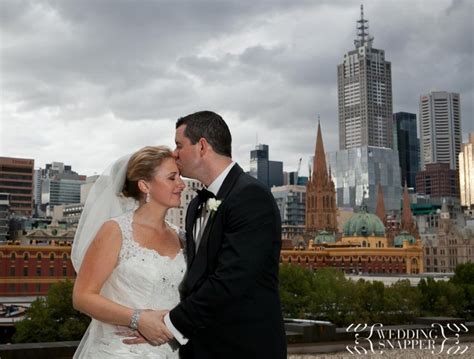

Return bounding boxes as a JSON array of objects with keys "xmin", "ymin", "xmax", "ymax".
[{"xmin": 176, "ymin": 111, "xmax": 232, "ymax": 157}]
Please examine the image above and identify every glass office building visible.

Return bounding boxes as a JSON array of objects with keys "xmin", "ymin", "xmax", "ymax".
[
  {"xmin": 327, "ymin": 146, "xmax": 402, "ymax": 213},
  {"xmin": 393, "ymin": 112, "xmax": 420, "ymax": 189},
  {"xmin": 249, "ymin": 144, "xmax": 283, "ymax": 188},
  {"xmin": 41, "ymin": 177, "xmax": 83, "ymax": 207}
]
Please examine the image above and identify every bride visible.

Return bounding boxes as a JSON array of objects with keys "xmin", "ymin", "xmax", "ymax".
[{"xmin": 72, "ymin": 146, "xmax": 186, "ymax": 358}]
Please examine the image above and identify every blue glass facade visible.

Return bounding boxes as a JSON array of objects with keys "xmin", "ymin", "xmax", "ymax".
[
  {"xmin": 393, "ymin": 112, "xmax": 420, "ymax": 189},
  {"xmin": 249, "ymin": 144, "xmax": 283, "ymax": 188}
]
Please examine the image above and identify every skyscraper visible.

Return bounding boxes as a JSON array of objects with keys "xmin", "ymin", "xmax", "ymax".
[
  {"xmin": 337, "ymin": 5, "xmax": 393, "ymax": 150},
  {"xmin": 0, "ymin": 157, "xmax": 34, "ymax": 216},
  {"xmin": 249, "ymin": 144, "xmax": 283, "ymax": 188},
  {"xmin": 459, "ymin": 133, "xmax": 474, "ymax": 208},
  {"xmin": 419, "ymin": 91, "xmax": 461, "ymax": 170},
  {"xmin": 393, "ymin": 112, "xmax": 420, "ymax": 188}
]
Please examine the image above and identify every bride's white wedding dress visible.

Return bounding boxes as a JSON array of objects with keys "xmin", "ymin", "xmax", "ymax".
[{"xmin": 74, "ymin": 210, "xmax": 186, "ymax": 358}]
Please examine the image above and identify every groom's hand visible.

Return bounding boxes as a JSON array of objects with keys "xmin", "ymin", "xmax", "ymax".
[{"xmin": 133, "ymin": 309, "xmax": 174, "ymax": 346}]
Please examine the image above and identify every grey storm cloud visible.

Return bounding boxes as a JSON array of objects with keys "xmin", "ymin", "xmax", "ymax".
[{"xmin": 1, "ymin": 0, "xmax": 473, "ymax": 175}]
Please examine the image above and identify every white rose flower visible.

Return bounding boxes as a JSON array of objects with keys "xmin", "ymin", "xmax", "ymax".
[{"xmin": 207, "ymin": 198, "xmax": 222, "ymax": 212}]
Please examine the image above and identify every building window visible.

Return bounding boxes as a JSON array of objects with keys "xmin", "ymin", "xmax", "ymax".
[
  {"xmin": 50, "ymin": 253, "xmax": 55, "ymax": 260},
  {"xmin": 11, "ymin": 253, "xmax": 16, "ymax": 260},
  {"xmin": 36, "ymin": 283, "xmax": 42, "ymax": 292},
  {"xmin": 9, "ymin": 267, "xmax": 15, "ymax": 276},
  {"xmin": 36, "ymin": 267, "xmax": 42, "ymax": 276},
  {"xmin": 24, "ymin": 253, "xmax": 29, "ymax": 260},
  {"xmin": 49, "ymin": 267, "xmax": 55, "ymax": 276},
  {"xmin": 8, "ymin": 284, "xmax": 15, "ymax": 292},
  {"xmin": 63, "ymin": 253, "xmax": 68, "ymax": 260},
  {"xmin": 62, "ymin": 267, "xmax": 67, "ymax": 276},
  {"xmin": 22, "ymin": 283, "xmax": 28, "ymax": 292},
  {"xmin": 23, "ymin": 267, "xmax": 28, "ymax": 276},
  {"xmin": 37, "ymin": 253, "xmax": 42, "ymax": 260}
]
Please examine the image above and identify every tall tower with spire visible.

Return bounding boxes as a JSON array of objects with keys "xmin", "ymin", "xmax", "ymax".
[
  {"xmin": 337, "ymin": 4, "xmax": 393, "ymax": 150},
  {"xmin": 305, "ymin": 121, "xmax": 338, "ymax": 233}
]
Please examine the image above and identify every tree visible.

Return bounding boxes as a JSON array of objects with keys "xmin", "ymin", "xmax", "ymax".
[
  {"xmin": 452, "ymin": 262, "xmax": 474, "ymax": 319},
  {"xmin": 418, "ymin": 277, "xmax": 465, "ymax": 317},
  {"xmin": 384, "ymin": 279, "xmax": 421, "ymax": 324},
  {"xmin": 310, "ymin": 268, "xmax": 357, "ymax": 325},
  {"xmin": 13, "ymin": 281, "xmax": 90, "ymax": 343},
  {"xmin": 279, "ymin": 264, "xmax": 314, "ymax": 318}
]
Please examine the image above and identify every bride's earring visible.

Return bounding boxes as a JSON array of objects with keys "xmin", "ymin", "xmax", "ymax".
[{"xmin": 145, "ymin": 193, "xmax": 150, "ymax": 203}]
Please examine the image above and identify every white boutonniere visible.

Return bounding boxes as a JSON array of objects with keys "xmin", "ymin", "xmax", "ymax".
[{"xmin": 207, "ymin": 198, "xmax": 222, "ymax": 213}]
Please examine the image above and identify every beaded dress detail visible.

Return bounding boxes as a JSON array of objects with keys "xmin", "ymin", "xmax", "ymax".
[{"xmin": 74, "ymin": 210, "xmax": 186, "ymax": 358}]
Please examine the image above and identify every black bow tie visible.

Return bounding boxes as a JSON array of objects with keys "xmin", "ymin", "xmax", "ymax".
[{"xmin": 196, "ymin": 188, "xmax": 215, "ymax": 205}]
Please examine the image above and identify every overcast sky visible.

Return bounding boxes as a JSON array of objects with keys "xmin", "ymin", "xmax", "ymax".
[{"xmin": 1, "ymin": 0, "xmax": 473, "ymax": 177}]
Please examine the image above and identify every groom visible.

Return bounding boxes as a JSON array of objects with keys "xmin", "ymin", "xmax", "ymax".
[{"xmin": 137, "ymin": 111, "xmax": 287, "ymax": 358}]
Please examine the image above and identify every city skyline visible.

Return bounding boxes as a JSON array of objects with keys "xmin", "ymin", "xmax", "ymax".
[{"xmin": 1, "ymin": 0, "xmax": 473, "ymax": 177}]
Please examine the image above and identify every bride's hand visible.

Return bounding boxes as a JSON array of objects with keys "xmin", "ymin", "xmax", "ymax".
[{"xmin": 118, "ymin": 326, "xmax": 147, "ymax": 344}]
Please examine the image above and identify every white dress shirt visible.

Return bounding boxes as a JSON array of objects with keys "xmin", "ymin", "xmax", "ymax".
[{"xmin": 164, "ymin": 161, "xmax": 236, "ymax": 345}]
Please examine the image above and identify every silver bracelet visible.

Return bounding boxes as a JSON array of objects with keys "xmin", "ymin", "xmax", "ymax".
[{"xmin": 130, "ymin": 309, "xmax": 142, "ymax": 330}]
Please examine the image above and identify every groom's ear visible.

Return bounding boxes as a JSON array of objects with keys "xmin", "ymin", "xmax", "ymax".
[{"xmin": 198, "ymin": 137, "xmax": 211, "ymax": 157}]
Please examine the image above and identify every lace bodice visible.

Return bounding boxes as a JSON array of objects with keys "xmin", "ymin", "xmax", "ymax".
[{"xmin": 74, "ymin": 210, "xmax": 186, "ymax": 358}]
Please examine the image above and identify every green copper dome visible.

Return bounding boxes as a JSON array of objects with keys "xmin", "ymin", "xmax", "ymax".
[
  {"xmin": 393, "ymin": 231, "xmax": 416, "ymax": 247},
  {"xmin": 343, "ymin": 210, "xmax": 385, "ymax": 237}
]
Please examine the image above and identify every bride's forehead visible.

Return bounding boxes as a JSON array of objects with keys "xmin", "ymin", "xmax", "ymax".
[{"xmin": 153, "ymin": 158, "xmax": 179, "ymax": 175}]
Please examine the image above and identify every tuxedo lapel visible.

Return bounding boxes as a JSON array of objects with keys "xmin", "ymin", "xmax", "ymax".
[
  {"xmin": 186, "ymin": 164, "xmax": 244, "ymax": 292},
  {"xmin": 185, "ymin": 197, "xmax": 200, "ymax": 268}
]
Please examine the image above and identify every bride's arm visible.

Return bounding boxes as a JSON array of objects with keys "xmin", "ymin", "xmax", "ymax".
[{"xmin": 72, "ymin": 220, "xmax": 135, "ymax": 326}]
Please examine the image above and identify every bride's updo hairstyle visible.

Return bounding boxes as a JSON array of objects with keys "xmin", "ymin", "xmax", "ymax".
[{"xmin": 122, "ymin": 146, "xmax": 173, "ymax": 201}]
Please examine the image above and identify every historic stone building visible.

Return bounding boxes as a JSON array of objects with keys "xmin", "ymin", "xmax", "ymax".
[
  {"xmin": 423, "ymin": 200, "xmax": 474, "ymax": 273},
  {"xmin": 0, "ymin": 226, "xmax": 75, "ymax": 296},
  {"xmin": 281, "ymin": 206, "xmax": 424, "ymax": 274},
  {"xmin": 305, "ymin": 122, "xmax": 337, "ymax": 235}
]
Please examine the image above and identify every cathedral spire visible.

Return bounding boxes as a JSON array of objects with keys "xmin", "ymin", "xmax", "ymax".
[
  {"xmin": 305, "ymin": 119, "xmax": 337, "ymax": 234},
  {"xmin": 313, "ymin": 120, "xmax": 328, "ymax": 181},
  {"xmin": 375, "ymin": 183, "xmax": 386, "ymax": 222}
]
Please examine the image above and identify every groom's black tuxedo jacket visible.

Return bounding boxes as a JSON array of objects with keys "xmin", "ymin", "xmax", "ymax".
[{"xmin": 169, "ymin": 164, "xmax": 287, "ymax": 359}]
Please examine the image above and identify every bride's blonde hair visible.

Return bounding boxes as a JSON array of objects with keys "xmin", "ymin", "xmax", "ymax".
[{"xmin": 122, "ymin": 146, "xmax": 173, "ymax": 201}]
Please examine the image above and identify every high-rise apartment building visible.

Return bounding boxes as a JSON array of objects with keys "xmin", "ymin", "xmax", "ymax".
[
  {"xmin": 393, "ymin": 112, "xmax": 420, "ymax": 188},
  {"xmin": 0, "ymin": 157, "xmax": 34, "ymax": 216},
  {"xmin": 337, "ymin": 5, "xmax": 393, "ymax": 150},
  {"xmin": 419, "ymin": 91, "xmax": 461, "ymax": 170},
  {"xmin": 415, "ymin": 163, "xmax": 459, "ymax": 199},
  {"xmin": 271, "ymin": 185, "xmax": 306, "ymax": 240},
  {"xmin": 0, "ymin": 193, "xmax": 9, "ymax": 242},
  {"xmin": 249, "ymin": 144, "xmax": 283, "ymax": 188},
  {"xmin": 459, "ymin": 133, "xmax": 474, "ymax": 208}
]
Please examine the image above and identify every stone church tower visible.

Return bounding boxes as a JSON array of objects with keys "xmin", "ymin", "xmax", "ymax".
[{"xmin": 305, "ymin": 122, "xmax": 338, "ymax": 234}]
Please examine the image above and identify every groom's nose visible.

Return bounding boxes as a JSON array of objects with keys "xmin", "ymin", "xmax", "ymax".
[{"xmin": 172, "ymin": 149, "xmax": 179, "ymax": 158}]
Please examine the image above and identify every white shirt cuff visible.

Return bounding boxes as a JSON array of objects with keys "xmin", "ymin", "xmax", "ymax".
[{"xmin": 164, "ymin": 312, "xmax": 188, "ymax": 345}]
